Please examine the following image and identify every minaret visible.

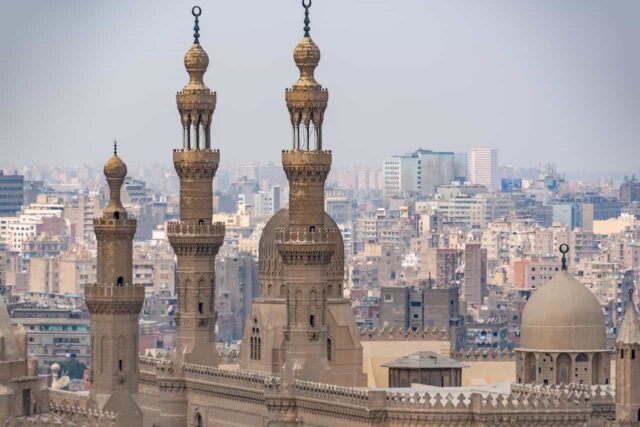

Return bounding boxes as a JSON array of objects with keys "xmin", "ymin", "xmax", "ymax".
[
  {"xmin": 614, "ymin": 288, "xmax": 640, "ymax": 424},
  {"xmin": 167, "ymin": 6, "xmax": 225, "ymax": 366},
  {"xmin": 277, "ymin": 0, "xmax": 336, "ymax": 383},
  {"xmin": 85, "ymin": 142, "xmax": 143, "ymax": 427}
]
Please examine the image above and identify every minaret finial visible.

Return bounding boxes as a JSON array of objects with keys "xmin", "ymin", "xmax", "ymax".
[
  {"xmin": 192, "ymin": 6, "xmax": 202, "ymax": 44},
  {"xmin": 302, "ymin": 0, "xmax": 311, "ymax": 37},
  {"xmin": 113, "ymin": 140, "xmax": 117, "ymax": 155},
  {"xmin": 559, "ymin": 244, "xmax": 569, "ymax": 271}
]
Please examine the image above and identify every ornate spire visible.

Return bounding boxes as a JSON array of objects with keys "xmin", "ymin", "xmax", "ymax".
[
  {"xmin": 559, "ymin": 244, "xmax": 569, "ymax": 271},
  {"xmin": 177, "ymin": 6, "xmax": 216, "ymax": 150},
  {"xmin": 285, "ymin": 0, "xmax": 327, "ymax": 151},
  {"xmin": 192, "ymin": 6, "xmax": 201, "ymax": 44},
  {"xmin": 102, "ymin": 143, "xmax": 127, "ymax": 219},
  {"xmin": 302, "ymin": 0, "xmax": 311, "ymax": 37}
]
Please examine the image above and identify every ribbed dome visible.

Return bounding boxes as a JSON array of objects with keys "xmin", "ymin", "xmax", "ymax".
[
  {"xmin": 520, "ymin": 271, "xmax": 606, "ymax": 351},
  {"xmin": 103, "ymin": 154, "xmax": 127, "ymax": 179}
]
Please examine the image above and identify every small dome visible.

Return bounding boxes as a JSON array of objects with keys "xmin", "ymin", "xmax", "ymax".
[
  {"xmin": 103, "ymin": 154, "xmax": 127, "ymax": 179},
  {"xmin": 184, "ymin": 43, "xmax": 209, "ymax": 72},
  {"xmin": 520, "ymin": 271, "xmax": 606, "ymax": 351},
  {"xmin": 293, "ymin": 36, "xmax": 320, "ymax": 69},
  {"xmin": 50, "ymin": 363, "xmax": 61, "ymax": 373}
]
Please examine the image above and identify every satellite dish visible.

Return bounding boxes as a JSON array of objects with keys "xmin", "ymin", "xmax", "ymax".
[{"xmin": 52, "ymin": 375, "xmax": 70, "ymax": 390}]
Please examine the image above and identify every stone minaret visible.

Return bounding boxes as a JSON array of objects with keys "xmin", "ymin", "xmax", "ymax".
[
  {"xmin": 277, "ymin": 0, "xmax": 336, "ymax": 383},
  {"xmin": 85, "ymin": 143, "xmax": 143, "ymax": 427},
  {"xmin": 613, "ymin": 290, "xmax": 640, "ymax": 425},
  {"xmin": 168, "ymin": 6, "xmax": 225, "ymax": 366}
]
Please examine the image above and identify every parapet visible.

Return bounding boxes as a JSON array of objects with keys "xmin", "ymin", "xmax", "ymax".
[
  {"xmin": 358, "ymin": 326, "xmax": 449, "ymax": 341},
  {"xmin": 451, "ymin": 349, "xmax": 516, "ymax": 361}
]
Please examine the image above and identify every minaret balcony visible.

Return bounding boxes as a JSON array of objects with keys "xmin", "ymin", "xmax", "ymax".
[
  {"xmin": 93, "ymin": 217, "xmax": 137, "ymax": 233},
  {"xmin": 173, "ymin": 149, "xmax": 220, "ymax": 179},
  {"xmin": 275, "ymin": 227, "xmax": 337, "ymax": 264},
  {"xmin": 167, "ymin": 221, "xmax": 225, "ymax": 256},
  {"xmin": 84, "ymin": 283, "xmax": 145, "ymax": 314}
]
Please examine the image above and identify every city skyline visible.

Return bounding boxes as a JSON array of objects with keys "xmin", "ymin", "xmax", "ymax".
[{"xmin": 2, "ymin": 0, "xmax": 640, "ymax": 175}]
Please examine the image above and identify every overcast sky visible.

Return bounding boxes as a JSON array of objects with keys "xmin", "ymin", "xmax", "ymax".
[{"xmin": 1, "ymin": 0, "xmax": 639, "ymax": 176}]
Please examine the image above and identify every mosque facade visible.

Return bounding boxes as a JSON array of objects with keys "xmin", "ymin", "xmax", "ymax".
[{"xmin": 1, "ymin": 3, "xmax": 640, "ymax": 427}]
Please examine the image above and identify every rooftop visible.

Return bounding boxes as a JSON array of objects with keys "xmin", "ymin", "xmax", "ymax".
[{"xmin": 381, "ymin": 351, "xmax": 467, "ymax": 370}]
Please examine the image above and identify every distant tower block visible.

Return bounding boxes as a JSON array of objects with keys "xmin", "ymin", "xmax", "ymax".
[
  {"xmin": 84, "ymin": 142, "xmax": 144, "ymax": 427},
  {"xmin": 167, "ymin": 5, "xmax": 225, "ymax": 366}
]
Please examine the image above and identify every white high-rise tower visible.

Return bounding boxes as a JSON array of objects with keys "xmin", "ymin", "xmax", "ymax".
[{"xmin": 469, "ymin": 146, "xmax": 498, "ymax": 190}]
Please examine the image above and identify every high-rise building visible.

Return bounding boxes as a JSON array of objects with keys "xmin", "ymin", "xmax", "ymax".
[
  {"xmin": 464, "ymin": 243, "xmax": 487, "ymax": 307},
  {"xmin": 84, "ymin": 146, "xmax": 144, "ymax": 426},
  {"xmin": 383, "ymin": 149, "xmax": 468, "ymax": 197},
  {"xmin": 469, "ymin": 146, "xmax": 498, "ymax": 190},
  {"xmin": 0, "ymin": 172, "xmax": 24, "ymax": 217}
]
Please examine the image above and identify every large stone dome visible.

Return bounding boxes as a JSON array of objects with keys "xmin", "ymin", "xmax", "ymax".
[
  {"xmin": 519, "ymin": 271, "xmax": 606, "ymax": 351},
  {"xmin": 259, "ymin": 208, "xmax": 343, "ymax": 298}
]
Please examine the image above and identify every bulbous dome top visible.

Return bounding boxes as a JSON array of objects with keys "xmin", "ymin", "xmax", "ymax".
[
  {"xmin": 103, "ymin": 154, "xmax": 127, "ymax": 180},
  {"xmin": 520, "ymin": 271, "xmax": 606, "ymax": 351},
  {"xmin": 184, "ymin": 43, "xmax": 209, "ymax": 72},
  {"xmin": 293, "ymin": 36, "xmax": 320, "ymax": 68}
]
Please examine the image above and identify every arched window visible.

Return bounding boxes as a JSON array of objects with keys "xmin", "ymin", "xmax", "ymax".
[
  {"xmin": 327, "ymin": 338, "xmax": 332, "ymax": 362},
  {"xmin": 113, "ymin": 211, "xmax": 120, "ymax": 220},
  {"xmin": 250, "ymin": 319, "xmax": 261, "ymax": 360},
  {"xmin": 198, "ymin": 219, "xmax": 204, "ymax": 226},
  {"xmin": 576, "ymin": 353, "xmax": 589, "ymax": 362},
  {"xmin": 116, "ymin": 276, "xmax": 124, "ymax": 286},
  {"xmin": 194, "ymin": 412, "xmax": 203, "ymax": 427}
]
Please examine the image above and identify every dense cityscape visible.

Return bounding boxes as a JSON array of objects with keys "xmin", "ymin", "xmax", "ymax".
[{"xmin": 2, "ymin": 2, "xmax": 640, "ymax": 427}]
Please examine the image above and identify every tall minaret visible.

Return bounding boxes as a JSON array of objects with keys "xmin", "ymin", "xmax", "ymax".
[
  {"xmin": 85, "ymin": 142, "xmax": 143, "ymax": 427},
  {"xmin": 277, "ymin": 0, "xmax": 336, "ymax": 383},
  {"xmin": 614, "ymin": 289, "xmax": 640, "ymax": 424},
  {"xmin": 168, "ymin": 6, "xmax": 225, "ymax": 366}
]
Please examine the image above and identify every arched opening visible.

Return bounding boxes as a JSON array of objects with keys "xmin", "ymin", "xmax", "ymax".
[
  {"xmin": 194, "ymin": 412, "xmax": 203, "ymax": 427},
  {"xmin": 524, "ymin": 353, "xmax": 537, "ymax": 383},
  {"xmin": 116, "ymin": 276, "xmax": 124, "ymax": 286},
  {"xmin": 113, "ymin": 211, "xmax": 120, "ymax": 220},
  {"xmin": 198, "ymin": 219, "xmax": 204, "ymax": 226},
  {"xmin": 309, "ymin": 226, "xmax": 315, "ymax": 232},
  {"xmin": 593, "ymin": 353, "xmax": 602, "ymax": 384},
  {"xmin": 556, "ymin": 353, "xmax": 571, "ymax": 384},
  {"xmin": 575, "ymin": 353, "xmax": 590, "ymax": 384},
  {"xmin": 637, "ymin": 408, "xmax": 640, "ymax": 422},
  {"xmin": 327, "ymin": 338, "xmax": 332, "ymax": 362}
]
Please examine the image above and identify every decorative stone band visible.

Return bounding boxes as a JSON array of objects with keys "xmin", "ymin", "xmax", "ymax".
[
  {"xmin": 167, "ymin": 221, "xmax": 225, "ymax": 256},
  {"xmin": 275, "ymin": 227, "xmax": 338, "ymax": 264},
  {"xmin": 358, "ymin": 326, "xmax": 449, "ymax": 341},
  {"xmin": 85, "ymin": 283, "xmax": 145, "ymax": 314},
  {"xmin": 281, "ymin": 150, "xmax": 331, "ymax": 182},
  {"xmin": 49, "ymin": 393, "xmax": 118, "ymax": 427},
  {"xmin": 173, "ymin": 149, "xmax": 220, "ymax": 179}
]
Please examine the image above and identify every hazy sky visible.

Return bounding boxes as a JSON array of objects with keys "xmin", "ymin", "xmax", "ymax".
[{"xmin": 1, "ymin": 0, "xmax": 639, "ymax": 176}]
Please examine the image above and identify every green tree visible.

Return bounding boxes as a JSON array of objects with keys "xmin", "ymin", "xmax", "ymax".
[{"xmin": 56, "ymin": 357, "xmax": 87, "ymax": 380}]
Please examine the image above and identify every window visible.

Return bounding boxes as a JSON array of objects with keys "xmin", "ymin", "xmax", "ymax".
[
  {"xmin": 384, "ymin": 294, "xmax": 392, "ymax": 302},
  {"xmin": 198, "ymin": 303, "xmax": 203, "ymax": 314},
  {"xmin": 118, "ymin": 359, "xmax": 123, "ymax": 371},
  {"xmin": 309, "ymin": 315, "xmax": 315, "ymax": 328},
  {"xmin": 327, "ymin": 338, "xmax": 332, "ymax": 362},
  {"xmin": 194, "ymin": 412, "xmax": 203, "ymax": 427}
]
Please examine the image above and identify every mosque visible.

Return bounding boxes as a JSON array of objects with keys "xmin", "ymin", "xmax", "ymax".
[{"xmin": 1, "ymin": 3, "xmax": 639, "ymax": 426}]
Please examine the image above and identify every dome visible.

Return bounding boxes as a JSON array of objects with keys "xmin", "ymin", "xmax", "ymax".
[
  {"xmin": 259, "ymin": 209, "xmax": 344, "ymax": 297},
  {"xmin": 293, "ymin": 36, "xmax": 320, "ymax": 68},
  {"xmin": 103, "ymin": 154, "xmax": 127, "ymax": 179},
  {"xmin": 184, "ymin": 43, "xmax": 209, "ymax": 72},
  {"xmin": 520, "ymin": 271, "xmax": 606, "ymax": 351}
]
